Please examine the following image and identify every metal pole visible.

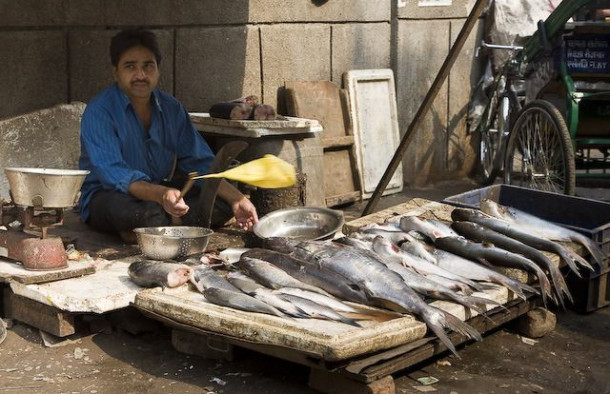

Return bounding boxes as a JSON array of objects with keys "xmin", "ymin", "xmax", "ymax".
[{"xmin": 362, "ymin": 0, "xmax": 487, "ymax": 216}]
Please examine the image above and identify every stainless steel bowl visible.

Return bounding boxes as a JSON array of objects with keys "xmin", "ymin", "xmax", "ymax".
[
  {"xmin": 133, "ymin": 226, "xmax": 214, "ymax": 260},
  {"xmin": 253, "ymin": 206, "xmax": 344, "ymax": 241},
  {"xmin": 5, "ymin": 167, "xmax": 89, "ymax": 208}
]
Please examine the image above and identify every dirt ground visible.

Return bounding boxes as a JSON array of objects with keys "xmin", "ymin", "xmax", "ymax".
[{"xmin": 1, "ymin": 180, "xmax": 609, "ymax": 394}]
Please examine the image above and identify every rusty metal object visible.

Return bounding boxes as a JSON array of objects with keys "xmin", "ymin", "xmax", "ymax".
[{"xmin": 0, "ymin": 231, "xmax": 67, "ymax": 270}]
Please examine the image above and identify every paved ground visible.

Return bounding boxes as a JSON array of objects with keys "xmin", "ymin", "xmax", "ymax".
[{"xmin": 1, "ymin": 179, "xmax": 609, "ymax": 394}]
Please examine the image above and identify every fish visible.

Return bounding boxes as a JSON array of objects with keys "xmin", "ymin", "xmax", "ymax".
[
  {"xmin": 357, "ymin": 241, "xmax": 503, "ymax": 315},
  {"xmin": 371, "ymin": 236, "xmax": 486, "ymax": 293},
  {"xmin": 128, "ymin": 260, "xmax": 192, "ymax": 288},
  {"xmin": 237, "ymin": 256, "xmax": 330, "ymax": 295},
  {"xmin": 266, "ymin": 237, "xmax": 482, "ymax": 357},
  {"xmin": 227, "ymin": 272, "xmax": 307, "ymax": 318},
  {"xmin": 452, "ymin": 208, "xmax": 591, "ymax": 278},
  {"xmin": 428, "ymin": 246, "xmax": 538, "ymax": 299},
  {"xmin": 275, "ymin": 292, "xmax": 362, "ymax": 326},
  {"xmin": 451, "ymin": 221, "xmax": 573, "ymax": 307},
  {"xmin": 242, "ymin": 248, "xmax": 370, "ymax": 304},
  {"xmin": 433, "ymin": 236, "xmax": 554, "ymax": 307},
  {"xmin": 275, "ymin": 287, "xmax": 358, "ymax": 313},
  {"xmin": 481, "ymin": 200, "xmax": 603, "ymax": 267},
  {"xmin": 399, "ymin": 216, "xmax": 458, "ymax": 241},
  {"xmin": 190, "ymin": 265, "xmax": 283, "ymax": 317},
  {"xmin": 399, "ymin": 232, "xmax": 438, "ymax": 264}
]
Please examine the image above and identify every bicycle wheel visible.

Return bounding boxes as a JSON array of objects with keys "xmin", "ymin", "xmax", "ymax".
[
  {"xmin": 503, "ymin": 100, "xmax": 575, "ymax": 195},
  {"xmin": 477, "ymin": 85, "xmax": 511, "ymax": 185}
]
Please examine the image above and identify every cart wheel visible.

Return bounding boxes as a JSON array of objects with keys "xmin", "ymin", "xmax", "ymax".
[
  {"xmin": 477, "ymin": 88, "xmax": 511, "ymax": 185},
  {"xmin": 503, "ymin": 100, "xmax": 575, "ymax": 195}
]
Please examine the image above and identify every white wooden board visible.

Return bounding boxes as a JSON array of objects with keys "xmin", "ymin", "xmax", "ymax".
[{"xmin": 343, "ymin": 69, "xmax": 403, "ymax": 199}]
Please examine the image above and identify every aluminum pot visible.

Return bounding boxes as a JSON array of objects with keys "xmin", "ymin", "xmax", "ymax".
[
  {"xmin": 5, "ymin": 168, "xmax": 89, "ymax": 208},
  {"xmin": 133, "ymin": 226, "xmax": 214, "ymax": 260},
  {"xmin": 253, "ymin": 206, "xmax": 344, "ymax": 241}
]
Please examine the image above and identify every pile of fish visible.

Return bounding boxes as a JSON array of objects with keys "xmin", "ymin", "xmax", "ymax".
[{"xmin": 127, "ymin": 199, "xmax": 605, "ymax": 357}]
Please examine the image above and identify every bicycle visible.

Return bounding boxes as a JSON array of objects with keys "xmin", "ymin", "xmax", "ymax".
[{"xmin": 473, "ymin": 41, "xmax": 525, "ymax": 186}]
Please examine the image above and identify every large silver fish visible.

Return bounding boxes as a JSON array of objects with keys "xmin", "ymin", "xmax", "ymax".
[
  {"xmin": 433, "ymin": 235, "xmax": 554, "ymax": 307},
  {"xmin": 452, "ymin": 208, "xmax": 591, "ymax": 278},
  {"xmin": 399, "ymin": 216, "xmax": 458, "ymax": 241},
  {"xmin": 481, "ymin": 200, "xmax": 604, "ymax": 266},
  {"xmin": 227, "ymin": 272, "xmax": 307, "ymax": 318},
  {"xmin": 452, "ymin": 220, "xmax": 572, "ymax": 308},
  {"xmin": 190, "ymin": 265, "xmax": 283, "ymax": 317},
  {"xmin": 228, "ymin": 272, "xmax": 359, "ymax": 326},
  {"xmin": 429, "ymin": 246, "xmax": 538, "ymax": 300},
  {"xmin": 371, "ymin": 236, "xmax": 485, "ymax": 293},
  {"xmin": 237, "ymin": 256, "xmax": 329, "ymax": 295},
  {"xmin": 242, "ymin": 248, "xmax": 370, "ymax": 304},
  {"xmin": 266, "ymin": 237, "xmax": 482, "ymax": 357}
]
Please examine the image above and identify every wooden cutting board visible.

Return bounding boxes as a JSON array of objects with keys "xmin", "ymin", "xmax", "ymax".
[{"xmin": 284, "ymin": 80, "xmax": 361, "ymax": 207}]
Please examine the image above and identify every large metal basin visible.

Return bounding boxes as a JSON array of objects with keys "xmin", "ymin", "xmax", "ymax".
[
  {"xmin": 4, "ymin": 168, "xmax": 89, "ymax": 208},
  {"xmin": 133, "ymin": 226, "xmax": 214, "ymax": 260},
  {"xmin": 253, "ymin": 207, "xmax": 344, "ymax": 241}
]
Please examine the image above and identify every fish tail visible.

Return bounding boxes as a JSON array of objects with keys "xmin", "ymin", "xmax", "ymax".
[
  {"xmin": 441, "ymin": 309, "xmax": 483, "ymax": 342},
  {"xmin": 500, "ymin": 277, "xmax": 538, "ymax": 300},
  {"xmin": 548, "ymin": 266, "xmax": 573, "ymax": 308},
  {"xmin": 338, "ymin": 314, "xmax": 363, "ymax": 327},
  {"xmin": 555, "ymin": 247, "xmax": 583, "ymax": 278},
  {"xmin": 567, "ymin": 248, "xmax": 595, "ymax": 272},
  {"xmin": 572, "ymin": 235, "xmax": 605, "ymax": 266},
  {"xmin": 421, "ymin": 309, "xmax": 459, "ymax": 357}
]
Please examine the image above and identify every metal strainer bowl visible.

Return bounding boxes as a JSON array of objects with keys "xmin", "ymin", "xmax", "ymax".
[{"xmin": 133, "ymin": 226, "xmax": 214, "ymax": 260}]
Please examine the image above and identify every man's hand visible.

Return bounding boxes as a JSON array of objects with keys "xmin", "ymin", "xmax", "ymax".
[
  {"xmin": 231, "ymin": 196, "xmax": 259, "ymax": 232},
  {"xmin": 161, "ymin": 188, "xmax": 189, "ymax": 217},
  {"xmin": 129, "ymin": 181, "xmax": 189, "ymax": 217}
]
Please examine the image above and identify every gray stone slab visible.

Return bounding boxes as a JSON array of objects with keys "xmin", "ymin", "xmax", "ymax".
[
  {"xmin": 0, "ymin": 31, "xmax": 67, "ymax": 120},
  {"xmin": 0, "ymin": 0, "xmax": 66, "ymax": 26},
  {"xmin": 190, "ymin": 113, "xmax": 322, "ymax": 138},
  {"xmin": 0, "ymin": 103, "xmax": 86, "ymax": 200},
  {"xmin": 447, "ymin": 19, "xmax": 484, "ymax": 178},
  {"xmin": 69, "ymin": 29, "xmax": 174, "ymax": 104},
  {"xmin": 248, "ymin": 0, "xmax": 390, "ymax": 23},
  {"xmin": 397, "ymin": 0, "xmax": 477, "ymax": 20},
  {"xmin": 395, "ymin": 20, "xmax": 450, "ymax": 186},
  {"xmin": 331, "ymin": 23, "xmax": 391, "ymax": 84},
  {"xmin": 175, "ymin": 26, "xmax": 261, "ymax": 112},
  {"xmin": 261, "ymin": 25, "xmax": 331, "ymax": 108}
]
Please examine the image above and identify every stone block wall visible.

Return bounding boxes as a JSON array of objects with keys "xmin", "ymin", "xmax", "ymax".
[{"xmin": 0, "ymin": 0, "xmax": 483, "ymax": 187}]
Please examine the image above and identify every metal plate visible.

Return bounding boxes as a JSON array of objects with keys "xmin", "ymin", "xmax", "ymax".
[{"xmin": 253, "ymin": 207, "xmax": 344, "ymax": 241}]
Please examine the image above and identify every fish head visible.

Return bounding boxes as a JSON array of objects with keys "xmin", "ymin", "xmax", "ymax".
[
  {"xmin": 264, "ymin": 237, "xmax": 298, "ymax": 253},
  {"xmin": 480, "ymin": 200, "xmax": 506, "ymax": 218}
]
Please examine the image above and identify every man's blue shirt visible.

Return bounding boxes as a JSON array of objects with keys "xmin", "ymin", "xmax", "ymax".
[{"xmin": 78, "ymin": 84, "xmax": 214, "ymax": 221}]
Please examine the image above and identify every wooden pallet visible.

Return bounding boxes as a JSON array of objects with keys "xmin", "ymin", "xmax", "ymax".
[{"xmin": 137, "ymin": 297, "xmax": 535, "ymax": 393}]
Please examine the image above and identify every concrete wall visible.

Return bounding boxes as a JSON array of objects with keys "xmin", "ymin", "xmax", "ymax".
[{"xmin": 0, "ymin": 0, "xmax": 483, "ymax": 188}]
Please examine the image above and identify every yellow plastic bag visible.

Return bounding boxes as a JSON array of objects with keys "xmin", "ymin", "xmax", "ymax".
[{"xmin": 194, "ymin": 154, "xmax": 296, "ymax": 188}]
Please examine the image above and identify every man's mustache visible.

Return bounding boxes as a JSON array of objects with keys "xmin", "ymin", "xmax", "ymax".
[{"xmin": 131, "ymin": 79, "xmax": 149, "ymax": 85}]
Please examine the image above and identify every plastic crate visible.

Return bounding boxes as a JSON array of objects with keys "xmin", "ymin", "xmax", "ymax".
[{"xmin": 443, "ymin": 184, "xmax": 610, "ymax": 312}]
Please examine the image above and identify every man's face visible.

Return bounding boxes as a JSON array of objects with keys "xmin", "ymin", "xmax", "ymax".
[{"xmin": 113, "ymin": 45, "xmax": 160, "ymax": 101}]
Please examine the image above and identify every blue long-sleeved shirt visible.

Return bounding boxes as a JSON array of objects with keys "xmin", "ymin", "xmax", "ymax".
[{"xmin": 78, "ymin": 84, "xmax": 214, "ymax": 221}]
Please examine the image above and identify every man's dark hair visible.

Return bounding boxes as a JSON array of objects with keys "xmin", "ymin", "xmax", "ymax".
[{"xmin": 110, "ymin": 29, "xmax": 162, "ymax": 66}]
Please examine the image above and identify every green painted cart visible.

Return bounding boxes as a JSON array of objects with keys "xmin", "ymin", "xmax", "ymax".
[{"xmin": 475, "ymin": 0, "xmax": 610, "ymax": 195}]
